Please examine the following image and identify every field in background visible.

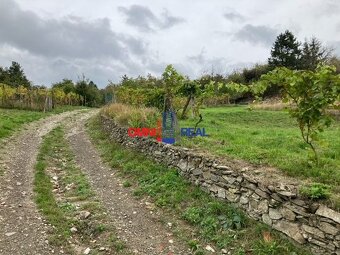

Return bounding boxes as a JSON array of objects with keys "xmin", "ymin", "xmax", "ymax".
[
  {"xmin": 179, "ymin": 106, "xmax": 340, "ymax": 193},
  {"xmin": 0, "ymin": 106, "xmax": 87, "ymax": 140}
]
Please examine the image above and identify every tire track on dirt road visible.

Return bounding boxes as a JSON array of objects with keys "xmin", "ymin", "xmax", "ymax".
[
  {"xmin": 65, "ymin": 113, "xmax": 191, "ymax": 255},
  {"xmin": 0, "ymin": 110, "xmax": 95, "ymax": 255}
]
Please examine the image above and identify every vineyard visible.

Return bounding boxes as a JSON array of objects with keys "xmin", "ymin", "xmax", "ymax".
[{"xmin": 0, "ymin": 84, "xmax": 83, "ymax": 111}]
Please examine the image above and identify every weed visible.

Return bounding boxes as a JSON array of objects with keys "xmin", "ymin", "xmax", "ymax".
[
  {"xmin": 123, "ymin": 180, "xmax": 132, "ymax": 187},
  {"xmin": 300, "ymin": 183, "xmax": 330, "ymax": 200}
]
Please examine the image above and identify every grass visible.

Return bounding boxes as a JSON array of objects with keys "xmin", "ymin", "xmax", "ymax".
[
  {"xmin": 101, "ymin": 103, "xmax": 160, "ymax": 127},
  {"xmin": 0, "ymin": 106, "xmax": 88, "ymax": 141},
  {"xmin": 0, "ymin": 109, "xmax": 47, "ymax": 140},
  {"xmin": 34, "ymin": 126, "xmax": 127, "ymax": 254},
  {"xmin": 178, "ymin": 106, "xmax": 340, "ymax": 202},
  {"xmin": 34, "ymin": 127, "xmax": 73, "ymax": 248},
  {"xmin": 88, "ymin": 116, "xmax": 311, "ymax": 255}
]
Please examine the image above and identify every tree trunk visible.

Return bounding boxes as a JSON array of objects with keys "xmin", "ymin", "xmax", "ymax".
[{"xmin": 181, "ymin": 94, "xmax": 192, "ymax": 119}]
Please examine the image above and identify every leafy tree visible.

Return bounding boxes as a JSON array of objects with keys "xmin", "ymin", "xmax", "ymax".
[
  {"xmin": 327, "ymin": 56, "xmax": 340, "ymax": 74},
  {"xmin": 52, "ymin": 79, "xmax": 76, "ymax": 94},
  {"xmin": 268, "ymin": 30, "xmax": 301, "ymax": 69},
  {"xmin": 0, "ymin": 62, "xmax": 31, "ymax": 88},
  {"xmin": 75, "ymin": 77, "xmax": 102, "ymax": 107},
  {"xmin": 162, "ymin": 65, "xmax": 184, "ymax": 112},
  {"xmin": 178, "ymin": 80, "xmax": 199, "ymax": 119},
  {"xmin": 254, "ymin": 65, "xmax": 340, "ymax": 162},
  {"xmin": 300, "ymin": 37, "xmax": 332, "ymax": 70},
  {"xmin": 0, "ymin": 67, "xmax": 9, "ymax": 84},
  {"xmin": 240, "ymin": 64, "xmax": 272, "ymax": 84}
]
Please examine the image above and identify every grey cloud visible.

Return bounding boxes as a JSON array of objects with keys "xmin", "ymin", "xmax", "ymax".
[
  {"xmin": 159, "ymin": 9, "xmax": 185, "ymax": 29},
  {"xmin": 120, "ymin": 35, "xmax": 149, "ymax": 56},
  {"xmin": 118, "ymin": 5, "xmax": 184, "ymax": 32},
  {"xmin": 328, "ymin": 41, "xmax": 340, "ymax": 56},
  {"xmin": 0, "ymin": 0, "xmax": 147, "ymax": 59},
  {"xmin": 233, "ymin": 24, "xmax": 277, "ymax": 46},
  {"xmin": 223, "ymin": 12, "xmax": 245, "ymax": 22},
  {"xmin": 187, "ymin": 49, "xmax": 231, "ymax": 76}
]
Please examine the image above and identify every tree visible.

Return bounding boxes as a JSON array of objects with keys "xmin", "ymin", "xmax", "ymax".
[
  {"xmin": 268, "ymin": 30, "xmax": 301, "ymax": 69},
  {"xmin": 327, "ymin": 56, "xmax": 340, "ymax": 74},
  {"xmin": 52, "ymin": 79, "xmax": 76, "ymax": 94},
  {"xmin": 178, "ymin": 80, "xmax": 199, "ymax": 119},
  {"xmin": 75, "ymin": 77, "xmax": 102, "ymax": 107},
  {"xmin": 300, "ymin": 37, "xmax": 332, "ymax": 70},
  {"xmin": 0, "ymin": 62, "xmax": 31, "ymax": 88},
  {"xmin": 0, "ymin": 67, "xmax": 9, "ymax": 84},
  {"xmin": 162, "ymin": 65, "xmax": 184, "ymax": 112},
  {"xmin": 7, "ymin": 62, "xmax": 31, "ymax": 88},
  {"xmin": 254, "ymin": 65, "xmax": 340, "ymax": 162}
]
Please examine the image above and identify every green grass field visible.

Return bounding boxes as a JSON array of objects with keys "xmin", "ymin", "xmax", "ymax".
[
  {"xmin": 0, "ymin": 109, "xmax": 47, "ymax": 140},
  {"xmin": 178, "ymin": 106, "xmax": 340, "ymax": 191},
  {"xmin": 88, "ymin": 116, "xmax": 311, "ymax": 255},
  {"xmin": 0, "ymin": 106, "xmax": 87, "ymax": 141}
]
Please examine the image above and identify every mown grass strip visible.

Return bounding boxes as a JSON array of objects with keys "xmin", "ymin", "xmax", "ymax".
[
  {"xmin": 88, "ymin": 116, "xmax": 311, "ymax": 255},
  {"xmin": 34, "ymin": 125, "xmax": 127, "ymax": 254},
  {"xmin": 34, "ymin": 126, "xmax": 71, "ymax": 247}
]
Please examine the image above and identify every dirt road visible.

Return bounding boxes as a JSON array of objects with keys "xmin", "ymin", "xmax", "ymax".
[{"xmin": 0, "ymin": 110, "xmax": 190, "ymax": 255}]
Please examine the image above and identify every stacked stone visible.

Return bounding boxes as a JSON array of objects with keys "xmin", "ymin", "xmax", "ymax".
[{"xmin": 101, "ymin": 116, "xmax": 340, "ymax": 255}]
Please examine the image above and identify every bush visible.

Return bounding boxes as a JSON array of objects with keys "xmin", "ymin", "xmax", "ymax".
[
  {"xmin": 300, "ymin": 183, "xmax": 330, "ymax": 200},
  {"xmin": 101, "ymin": 103, "xmax": 160, "ymax": 127}
]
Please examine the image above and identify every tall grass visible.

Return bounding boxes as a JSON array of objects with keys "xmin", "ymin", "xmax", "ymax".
[{"xmin": 101, "ymin": 103, "xmax": 160, "ymax": 127}]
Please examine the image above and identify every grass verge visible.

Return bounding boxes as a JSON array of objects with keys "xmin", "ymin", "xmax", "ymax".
[
  {"xmin": 87, "ymin": 116, "xmax": 311, "ymax": 255},
  {"xmin": 34, "ymin": 126, "xmax": 127, "ymax": 254},
  {"xmin": 0, "ymin": 106, "xmax": 88, "ymax": 141}
]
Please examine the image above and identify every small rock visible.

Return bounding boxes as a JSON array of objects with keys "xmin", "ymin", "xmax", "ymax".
[
  {"xmin": 277, "ymin": 190, "xmax": 296, "ymax": 198},
  {"xmin": 167, "ymin": 222, "xmax": 172, "ymax": 228},
  {"xmin": 70, "ymin": 227, "xmax": 78, "ymax": 233},
  {"xmin": 269, "ymin": 209, "xmax": 282, "ymax": 220},
  {"xmin": 5, "ymin": 232, "xmax": 16, "ymax": 237},
  {"xmin": 99, "ymin": 247, "xmax": 105, "ymax": 251},
  {"xmin": 221, "ymin": 249, "xmax": 228, "ymax": 254},
  {"xmin": 205, "ymin": 245, "xmax": 215, "ymax": 252},
  {"xmin": 84, "ymin": 247, "xmax": 91, "ymax": 254},
  {"xmin": 169, "ymin": 239, "xmax": 174, "ymax": 244},
  {"xmin": 216, "ymin": 165, "xmax": 229, "ymax": 170},
  {"xmin": 16, "ymin": 182, "xmax": 22, "ymax": 186},
  {"xmin": 262, "ymin": 214, "xmax": 272, "ymax": 226},
  {"xmin": 273, "ymin": 221, "xmax": 305, "ymax": 244},
  {"xmin": 318, "ymin": 222, "xmax": 338, "ymax": 235},
  {"xmin": 302, "ymin": 224, "xmax": 325, "ymax": 239},
  {"xmin": 80, "ymin": 211, "xmax": 91, "ymax": 219},
  {"xmin": 315, "ymin": 205, "xmax": 340, "ymax": 224},
  {"xmin": 217, "ymin": 188, "xmax": 226, "ymax": 199}
]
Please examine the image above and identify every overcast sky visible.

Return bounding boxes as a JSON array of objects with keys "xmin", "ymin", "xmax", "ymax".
[{"xmin": 0, "ymin": 0, "xmax": 339, "ymax": 87}]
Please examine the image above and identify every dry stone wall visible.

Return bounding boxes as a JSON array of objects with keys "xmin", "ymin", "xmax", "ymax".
[{"xmin": 100, "ymin": 116, "xmax": 340, "ymax": 255}]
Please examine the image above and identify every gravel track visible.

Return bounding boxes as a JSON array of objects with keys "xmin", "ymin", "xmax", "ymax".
[
  {"xmin": 0, "ymin": 110, "xmax": 85, "ymax": 255},
  {"xmin": 0, "ymin": 110, "xmax": 190, "ymax": 254}
]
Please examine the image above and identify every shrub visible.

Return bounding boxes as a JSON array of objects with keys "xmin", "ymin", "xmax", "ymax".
[
  {"xmin": 101, "ymin": 103, "xmax": 160, "ymax": 127},
  {"xmin": 300, "ymin": 183, "xmax": 330, "ymax": 200}
]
